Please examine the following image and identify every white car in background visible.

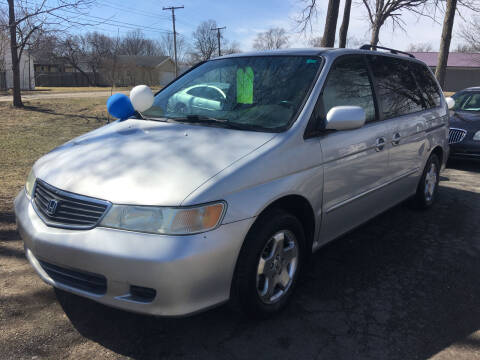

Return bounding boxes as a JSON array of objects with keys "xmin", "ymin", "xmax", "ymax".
[{"xmin": 168, "ymin": 83, "xmax": 229, "ymax": 114}]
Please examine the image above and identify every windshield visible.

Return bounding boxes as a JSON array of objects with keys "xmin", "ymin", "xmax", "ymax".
[
  {"xmin": 452, "ymin": 91, "xmax": 480, "ymax": 112},
  {"xmin": 142, "ymin": 56, "xmax": 322, "ymax": 132}
]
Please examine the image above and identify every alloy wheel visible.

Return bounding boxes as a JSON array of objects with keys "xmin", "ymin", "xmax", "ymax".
[
  {"xmin": 424, "ymin": 162, "xmax": 437, "ymax": 202},
  {"xmin": 256, "ymin": 230, "xmax": 299, "ymax": 304}
]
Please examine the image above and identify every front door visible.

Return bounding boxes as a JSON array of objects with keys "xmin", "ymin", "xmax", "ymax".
[{"xmin": 315, "ymin": 55, "xmax": 390, "ymax": 243}]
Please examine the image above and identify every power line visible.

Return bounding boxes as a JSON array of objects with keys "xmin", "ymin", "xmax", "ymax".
[
  {"xmin": 98, "ymin": 0, "xmax": 171, "ymax": 22},
  {"xmin": 163, "ymin": 5, "xmax": 184, "ymax": 78},
  {"xmin": 211, "ymin": 26, "xmax": 226, "ymax": 56},
  {"xmin": 57, "ymin": 8, "xmax": 173, "ymax": 34}
]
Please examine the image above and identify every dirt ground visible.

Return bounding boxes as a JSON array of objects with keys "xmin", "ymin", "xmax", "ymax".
[{"xmin": 1, "ymin": 99, "xmax": 480, "ymax": 359}]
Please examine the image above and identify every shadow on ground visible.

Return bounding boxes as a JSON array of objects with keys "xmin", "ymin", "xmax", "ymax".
[
  {"xmin": 51, "ymin": 179, "xmax": 480, "ymax": 360},
  {"xmin": 447, "ymin": 159, "xmax": 480, "ymax": 173},
  {"xmin": 20, "ymin": 105, "xmax": 107, "ymax": 122}
]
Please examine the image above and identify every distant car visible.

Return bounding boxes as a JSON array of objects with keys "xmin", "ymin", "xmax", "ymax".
[
  {"xmin": 448, "ymin": 87, "xmax": 480, "ymax": 160},
  {"xmin": 168, "ymin": 83, "xmax": 229, "ymax": 114}
]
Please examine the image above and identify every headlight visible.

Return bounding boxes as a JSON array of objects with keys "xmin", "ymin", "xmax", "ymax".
[
  {"xmin": 474, "ymin": 130, "xmax": 480, "ymax": 141},
  {"xmin": 25, "ymin": 168, "xmax": 36, "ymax": 198},
  {"xmin": 99, "ymin": 202, "xmax": 226, "ymax": 235}
]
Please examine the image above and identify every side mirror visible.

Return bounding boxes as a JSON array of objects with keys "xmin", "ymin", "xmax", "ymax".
[
  {"xmin": 445, "ymin": 97, "xmax": 455, "ymax": 110},
  {"xmin": 325, "ymin": 106, "xmax": 366, "ymax": 131}
]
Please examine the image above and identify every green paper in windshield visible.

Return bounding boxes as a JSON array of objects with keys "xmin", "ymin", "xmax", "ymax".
[{"xmin": 237, "ymin": 66, "xmax": 254, "ymax": 104}]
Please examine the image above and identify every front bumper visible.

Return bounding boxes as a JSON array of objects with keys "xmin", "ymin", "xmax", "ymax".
[
  {"xmin": 14, "ymin": 190, "xmax": 254, "ymax": 316},
  {"xmin": 449, "ymin": 140, "xmax": 480, "ymax": 160}
]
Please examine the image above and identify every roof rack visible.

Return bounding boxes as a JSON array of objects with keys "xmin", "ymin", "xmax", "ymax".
[{"xmin": 359, "ymin": 44, "xmax": 415, "ymax": 58}]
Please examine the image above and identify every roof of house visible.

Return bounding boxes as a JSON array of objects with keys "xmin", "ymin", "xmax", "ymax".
[
  {"xmin": 116, "ymin": 55, "xmax": 171, "ymax": 67},
  {"xmin": 410, "ymin": 52, "xmax": 480, "ymax": 68}
]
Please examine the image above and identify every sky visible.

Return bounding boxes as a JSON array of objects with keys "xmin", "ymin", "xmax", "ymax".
[{"xmin": 77, "ymin": 0, "xmax": 477, "ymax": 53}]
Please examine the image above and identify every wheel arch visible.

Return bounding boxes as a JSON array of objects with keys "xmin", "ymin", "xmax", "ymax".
[
  {"xmin": 431, "ymin": 145, "xmax": 444, "ymax": 165},
  {"xmin": 251, "ymin": 194, "xmax": 316, "ymax": 256}
]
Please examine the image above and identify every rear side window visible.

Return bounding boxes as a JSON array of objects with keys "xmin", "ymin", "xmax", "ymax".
[
  {"xmin": 322, "ymin": 55, "xmax": 376, "ymax": 123},
  {"xmin": 368, "ymin": 55, "xmax": 424, "ymax": 119},
  {"xmin": 409, "ymin": 62, "xmax": 441, "ymax": 108}
]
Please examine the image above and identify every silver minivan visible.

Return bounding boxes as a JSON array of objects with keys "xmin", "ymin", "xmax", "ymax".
[{"xmin": 14, "ymin": 47, "xmax": 449, "ymax": 317}]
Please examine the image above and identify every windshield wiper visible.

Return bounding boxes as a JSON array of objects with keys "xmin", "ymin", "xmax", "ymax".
[
  {"xmin": 171, "ymin": 115, "xmax": 267, "ymax": 132},
  {"xmin": 172, "ymin": 115, "xmax": 228, "ymax": 123},
  {"xmin": 140, "ymin": 115, "xmax": 169, "ymax": 122}
]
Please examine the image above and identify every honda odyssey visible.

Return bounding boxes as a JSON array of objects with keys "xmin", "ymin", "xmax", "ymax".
[{"xmin": 15, "ymin": 46, "xmax": 449, "ymax": 317}]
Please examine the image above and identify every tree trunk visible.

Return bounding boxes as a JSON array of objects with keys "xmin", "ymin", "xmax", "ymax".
[
  {"xmin": 339, "ymin": 0, "xmax": 352, "ymax": 48},
  {"xmin": 8, "ymin": 0, "xmax": 23, "ymax": 107},
  {"xmin": 435, "ymin": 0, "xmax": 457, "ymax": 89},
  {"xmin": 370, "ymin": 22, "xmax": 381, "ymax": 46},
  {"xmin": 321, "ymin": 0, "xmax": 341, "ymax": 47}
]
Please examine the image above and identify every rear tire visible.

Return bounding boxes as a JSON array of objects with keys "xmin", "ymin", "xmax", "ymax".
[
  {"xmin": 411, "ymin": 153, "xmax": 440, "ymax": 209},
  {"xmin": 231, "ymin": 209, "xmax": 306, "ymax": 318}
]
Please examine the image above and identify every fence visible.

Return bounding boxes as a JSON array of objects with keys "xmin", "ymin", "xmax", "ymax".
[{"xmin": 0, "ymin": 71, "xmax": 6, "ymax": 90}]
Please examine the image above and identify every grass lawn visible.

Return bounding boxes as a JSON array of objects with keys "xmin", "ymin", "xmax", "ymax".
[
  {"xmin": 0, "ymin": 97, "xmax": 109, "ymax": 219},
  {"xmin": 35, "ymin": 86, "xmax": 132, "ymax": 93},
  {"xmin": 0, "ymin": 86, "xmax": 162, "ymax": 96}
]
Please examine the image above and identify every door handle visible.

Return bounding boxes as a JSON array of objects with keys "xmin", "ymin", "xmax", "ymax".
[
  {"xmin": 375, "ymin": 137, "xmax": 386, "ymax": 152},
  {"xmin": 392, "ymin": 133, "xmax": 401, "ymax": 146}
]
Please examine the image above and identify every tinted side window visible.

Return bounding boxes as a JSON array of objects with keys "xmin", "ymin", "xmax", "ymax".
[
  {"xmin": 409, "ymin": 62, "xmax": 441, "ymax": 108},
  {"xmin": 368, "ymin": 55, "xmax": 424, "ymax": 119},
  {"xmin": 322, "ymin": 55, "xmax": 376, "ymax": 123}
]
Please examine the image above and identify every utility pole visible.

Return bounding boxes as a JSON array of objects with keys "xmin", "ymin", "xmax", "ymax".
[
  {"xmin": 211, "ymin": 26, "xmax": 226, "ymax": 57},
  {"xmin": 163, "ymin": 5, "xmax": 184, "ymax": 78}
]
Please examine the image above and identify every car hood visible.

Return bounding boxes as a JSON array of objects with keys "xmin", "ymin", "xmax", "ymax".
[
  {"xmin": 450, "ymin": 111, "xmax": 480, "ymax": 131},
  {"xmin": 33, "ymin": 119, "xmax": 275, "ymax": 206}
]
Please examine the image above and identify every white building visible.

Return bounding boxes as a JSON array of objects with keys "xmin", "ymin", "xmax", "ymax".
[{"xmin": 1, "ymin": 39, "xmax": 35, "ymax": 90}]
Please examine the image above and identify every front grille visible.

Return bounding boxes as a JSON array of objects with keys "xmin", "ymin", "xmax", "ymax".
[
  {"xmin": 39, "ymin": 260, "xmax": 107, "ymax": 295},
  {"xmin": 33, "ymin": 179, "xmax": 110, "ymax": 229},
  {"xmin": 449, "ymin": 128, "xmax": 467, "ymax": 144}
]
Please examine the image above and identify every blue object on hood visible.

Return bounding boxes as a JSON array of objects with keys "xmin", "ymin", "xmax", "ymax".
[{"xmin": 107, "ymin": 93, "xmax": 135, "ymax": 120}]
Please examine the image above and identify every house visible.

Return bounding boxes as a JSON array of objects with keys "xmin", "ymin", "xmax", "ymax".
[
  {"xmin": 0, "ymin": 39, "xmax": 35, "ymax": 90},
  {"xmin": 114, "ymin": 55, "xmax": 176, "ymax": 86},
  {"xmin": 34, "ymin": 55, "xmax": 178, "ymax": 87},
  {"xmin": 411, "ymin": 52, "xmax": 480, "ymax": 92}
]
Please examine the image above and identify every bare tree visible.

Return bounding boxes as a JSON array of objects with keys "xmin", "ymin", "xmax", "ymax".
[
  {"xmin": 120, "ymin": 29, "xmax": 160, "ymax": 56},
  {"xmin": 158, "ymin": 32, "xmax": 188, "ymax": 63},
  {"xmin": 322, "ymin": 0, "xmax": 341, "ymax": 47},
  {"xmin": 191, "ymin": 20, "xmax": 218, "ymax": 61},
  {"xmin": 339, "ymin": 0, "xmax": 352, "ymax": 48},
  {"xmin": 56, "ymin": 35, "xmax": 93, "ymax": 85},
  {"xmin": 458, "ymin": 16, "xmax": 480, "ymax": 52},
  {"xmin": 0, "ymin": 17, "xmax": 7, "ymax": 73},
  {"xmin": 296, "ymin": 0, "xmax": 340, "ymax": 47},
  {"xmin": 253, "ymin": 28, "xmax": 289, "ymax": 50},
  {"xmin": 406, "ymin": 42, "xmax": 433, "ymax": 51},
  {"xmin": 4, "ymin": 0, "xmax": 93, "ymax": 107},
  {"xmin": 346, "ymin": 35, "xmax": 369, "ymax": 47},
  {"xmin": 28, "ymin": 32, "xmax": 58, "ymax": 63},
  {"xmin": 222, "ymin": 40, "xmax": 241, "ymax": 55},
  {"xmin": 435, "ymin": 0, "xmax": 479, "ymax": 88},
  {"xmin": 308, "ymin": 36, "xmax": 322, "ymax": 47},
  {"xmin": 361, "ymin": 0, "xmax": 432, "ymax": 46},
  {"xmin": 435, "ymin": 0, "xmax": 456, "ymax": 88},
  {"xmin": 85, "ymin": 32, "xmax": 113, "ymax": 85}
]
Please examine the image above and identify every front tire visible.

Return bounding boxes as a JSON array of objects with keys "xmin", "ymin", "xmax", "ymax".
[
  {"xmin": 411, "ymin": 153, "xmax": 440, "ymax": 209},
  {"xmin": 231, "ymin": 209, "xmax": 306, "ymax": 318}
]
